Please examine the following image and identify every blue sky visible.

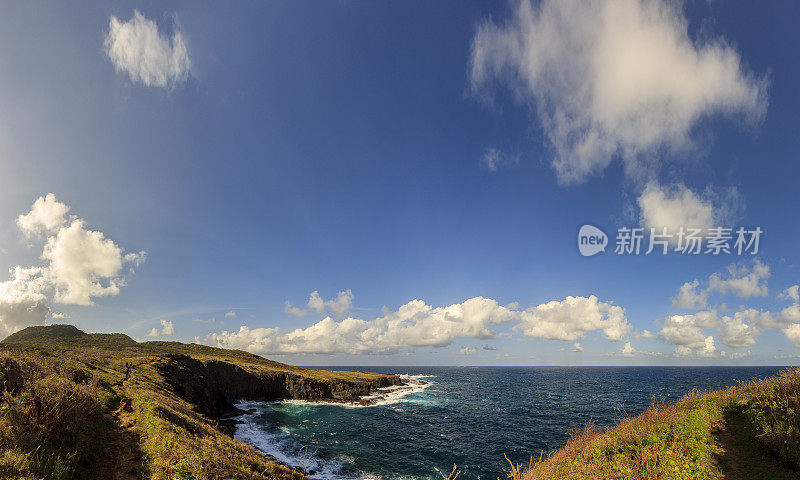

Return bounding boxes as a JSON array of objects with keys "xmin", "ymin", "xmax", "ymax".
[{"xmin": 0, "ymin": 1, "xmax": 799, "ymax": 365}]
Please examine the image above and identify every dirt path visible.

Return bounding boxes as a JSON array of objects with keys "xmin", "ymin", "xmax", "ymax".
[
  {"xmin": 97, "ymin": 365, "xmax": 148, "ymax": 480},
  {"xmin": 714, "ymin": 411, "xmax": 800, "ymax": 480}
]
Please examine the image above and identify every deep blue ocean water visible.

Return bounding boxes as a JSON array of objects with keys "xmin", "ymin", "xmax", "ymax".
[{"xmin": 234, "ymin": 366, "xmax": 786, "ymax": 480}]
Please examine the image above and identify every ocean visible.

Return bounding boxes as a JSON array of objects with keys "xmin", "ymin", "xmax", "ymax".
[{"xmin": 233, "ymin": 366, "xmax": 785, "ymax": 480}]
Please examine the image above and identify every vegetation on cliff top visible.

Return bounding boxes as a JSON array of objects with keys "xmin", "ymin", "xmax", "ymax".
[
  {"xmin": 506, "ymin": 366, "xmax": 800, "ymax": 480},
  {"xmin": 0, "ymin": 325, "xmax": 399, "ymax": 480}
]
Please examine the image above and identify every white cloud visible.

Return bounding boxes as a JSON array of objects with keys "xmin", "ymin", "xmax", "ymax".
[
  {"xmin": 285, "ymin": 290, "xmax": 354, "ymax": 318},
  {"xmin": 308, "ymin": 289, "xmax": 354, "ymax": 317},
  {"xmin": 671, "ymin": 260, "xmax": 771, "ymax": 313},
  {"xmin": 672, "ymin": 280, "xmax": 709, "ymax": 309},
  {"xmin": 481, "ymin": 148, "xmax": 518, "ymax": 172},
  {"xmin": 708, "ymin": 259, "xmax": 770, "ymax": 299},
  {"xmin": 516, "ymin": 295, "xmax": 631, "ymax": 341},
  {"xmin": 718, "ymin": 311, "xmax": 760, "ymax": 347},
  {"xmin": 459, "ymin": 346, "xmax": 477, "ymax": 355},
  {"xmin": 204, "ymin": 295, "xmax": 629, "ymax": 355},
  {"xmin": 784, "ymin": 324, "xmax": 800, "ymax": 347},
  {"xmin": 779, "ymin": 285, "xmax": 799, "ymax": 303},
  {"xmin": 17, "ymin": 194, "xmax": 70, "ymax": 237},
  {"xmin": 636, "ymin": 329, "xmax": 656, "ymax": 340},
  {"xmin": 205, "ymin": 296, "xmax": 518, "ymax": 355},
  {"xmin": 573, "ymin": 342, "xmax": 583, "ymax": 352},
  {"xmin": 284, "ymin": 301, "xmax": 308, "ymax": 317},
  {"xmin": 469, "ymin": 0, "xmax": 767, "ymax": 184},
  {"xmin": 148, "ymin": 319, "xmax": 175, "ymax": 338},
  {"xmin": 672, "ymin": 335, "xmax": 721, "ymax": 358},
  {"xmin": 0, "ymin": 195, "xmax": 144, "ymax": 338},
  {"xmin": 43, "ymin": 220, "xmax": 135, "ymax": 306},
  {"xmin": 638, "ymin": 183, "xmax": 715, "ymax": 234},
  {"xmin": 191, "ymin": 317, "xmax": 215, "ymax": 324},
  {"xmin": 659, "ymin": 313, "xmax": 711, "ymax": 347},
  {"xmin": 0, "ymin": 267, "xmax": 50, "ymax": 337},
  {"xmin": 51, "ymin": 312, "xmax": 69, "ymax": 319},
  {"xmin": 105, "ymin": 10, "xmax": 191, "ymax": 88},
  {"xmin": 620, "ymin": 341, "xmax": 636, "ymax": 357},
  {"xmin": 729, "ymin": 351, "xmax": 752, "ymax": 360},
  {"xmin": 225, "ymin": 310, "xmax": 237, "ymax": 318}
]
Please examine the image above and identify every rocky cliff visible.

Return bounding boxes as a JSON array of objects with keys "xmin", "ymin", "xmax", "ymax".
[{"xmin": 156, "ymin": 353, "xmax": 403, "ymax": 418}]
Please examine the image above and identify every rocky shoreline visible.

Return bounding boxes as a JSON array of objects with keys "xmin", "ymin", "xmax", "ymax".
[{"xmin": 156, "ymin": 353, "xmax": 406, "ymax": 419}]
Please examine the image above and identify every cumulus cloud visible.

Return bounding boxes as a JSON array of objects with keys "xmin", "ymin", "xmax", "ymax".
[
  {"xmin": 784, "ymin": 324, "xmax": 800, "ymax": 347},
  {"xmin": 659, "ymin": 311, "xmax": 717, "ymax": 347},
  {"xmin": 0, "ymin": 195, "xmax": 144, "ymax": 338},
  {"xmin": 718, "ymin": 311, "xmax": 760, "ymax": 347},
  {"xmin": 672, "ymin": 280, "xmax": 709, "ymax": 309},
  {"xmin": 573, "ymin": 342, "xmax": 583, "ymax": 352},
  {"xmin": 708, "ymin": 259, "xmax": 770, "ymax": 298},
  {"xmin": 459, "ymin": 346, "xmax": 477, "ymax": 355},
  {"xmin": 284, "ymin": 301, "xmax": 308, "ymax": 317},
  {"xmin": 43, "ymin": 220, "xmax": 132, "ymax": 306},
  {"xmin": 0, "ymin": 267, "xmax": 50, "ymax": 337},
  {"xmin": 659, "ymin": 282, "xmax": 800, "ymax": 350},
  {"xmin": 203, "ymin": 294, "xmax": 628, "ymax": 355},
  {"xmin": 469, "ymin": 0, "xmax": 767, "ymax": 184},
  {"xmin": 620, "ymin": 342, "xmax": 636, "ymax": 357},
  {"xmin": 16, "ymin": 193, "xmax": 70, "ymax": 237},
  {"xmin": 481, "ymin": 148, "xmax": 518, "ymax": 172},
  {"xmin": 515, "ymin": 295, "xmax": 631, "ymax": 341},
  {"xmin": 673, "ymin": 335, "xmax": 721, "ymax": 358},
  {"xmin": 148, "ymin": 319, "xmax": 175, "ymax": 338},
  {"xmin": 286, "ymin": 290, "xmax": 354, "ymax": 318},
  {"xmin": 779, "ymin": 285, "xmax": 799, "ymax": 303},
  {"xmin": 105, "ymin": 10, "xmax": 191, "ymax": 88},
  {"xmin": 671, "ymin": 260, "xmax": 770, "ymax": 314},
  {"xmin": 225, "ymin": 311, "xmax": 237, "ymax": 318},
  {"xmin": 636, "ymin": 329, "xmax": 656, "ymax": 340},
  {"xmin": 638, "ymin": 183, "xmax": 715, "ymax": 232},
  {"xmin": 308, "ymin": 290, "xmax": 354, "ymax": 317},
  {"xmin": 205, "ymin": 296, "xmax": 518, "ymax": 355}
]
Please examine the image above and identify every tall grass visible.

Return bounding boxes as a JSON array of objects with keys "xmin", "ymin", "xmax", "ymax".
[
  {"xmin": 0, "ymin": 354, "xmax": 115, "ymax": 479},
  {"xmin": 507, "ymin": 367, "xmax": 800, "ymax": 480}
]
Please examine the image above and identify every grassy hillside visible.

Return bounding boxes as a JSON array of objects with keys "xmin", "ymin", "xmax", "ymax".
[
  {"xmin": 506, "ymin": 367, "xmax": 800, "ymax": 480},
  {"xmin": 0, "ymin": 325, "xmax": 400, "ymax": 480}
]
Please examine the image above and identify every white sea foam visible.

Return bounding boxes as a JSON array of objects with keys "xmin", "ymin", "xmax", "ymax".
[
  {"xmin": 233, "ymin": 375, "xmax": 434, "ymax": 479},
  {"xmin": 235, "ymin": 401, "xmax": 361, "ymax": 480},
  {"xmin": 277, "ymin": 374, "xmax": 433, "ymax": 409}
]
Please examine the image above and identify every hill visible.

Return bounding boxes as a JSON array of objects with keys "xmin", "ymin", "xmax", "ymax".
[
  {"xmin": 2, "ymin": 324, "xmax": 138, "ymax": 346},
  {"xmin": 0, "ymin": 325, "xmax": 401, "ymax": 480}
]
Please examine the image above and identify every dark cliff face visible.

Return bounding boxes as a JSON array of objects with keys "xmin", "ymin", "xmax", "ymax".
[{"xmin": 156, "ymin": 354, "xmax": 402, "ymax": 418}]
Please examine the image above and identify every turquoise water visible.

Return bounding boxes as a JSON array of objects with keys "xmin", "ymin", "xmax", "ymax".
[{"xmin": 234, "ymin": 366, "xmax": 785, "ymax": 480}]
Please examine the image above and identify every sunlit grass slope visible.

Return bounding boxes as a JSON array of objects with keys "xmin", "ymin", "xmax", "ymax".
[
  {"xmin": 510, "ymin": 367, "xmax": 800, "ymax": 480},
  {"xmin": 0, "ymin": 325, "xmax": 398, "ymax": 480}
]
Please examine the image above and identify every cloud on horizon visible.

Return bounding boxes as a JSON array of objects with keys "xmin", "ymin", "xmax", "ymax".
[{"xmin": 202, "ymin": 294, "xmax": 631, "ymax": 355}]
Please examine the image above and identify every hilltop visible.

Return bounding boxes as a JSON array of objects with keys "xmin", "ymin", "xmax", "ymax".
[
  {"xmin": 0, "ymin": 325, "xmax": 402, "ymax": 480},
  {"xmin": 2, "ymin": 324, "xmax": 138, "ymax": 346}
]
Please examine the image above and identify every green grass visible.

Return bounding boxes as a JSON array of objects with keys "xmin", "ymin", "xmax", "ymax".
[
  {"xmin": 0, "ymin": 325, "xmax": 398, "ymax": 480},
  {"xmin": 512, "ymin": 367, "xmax": 800, "ymax": 480}
]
